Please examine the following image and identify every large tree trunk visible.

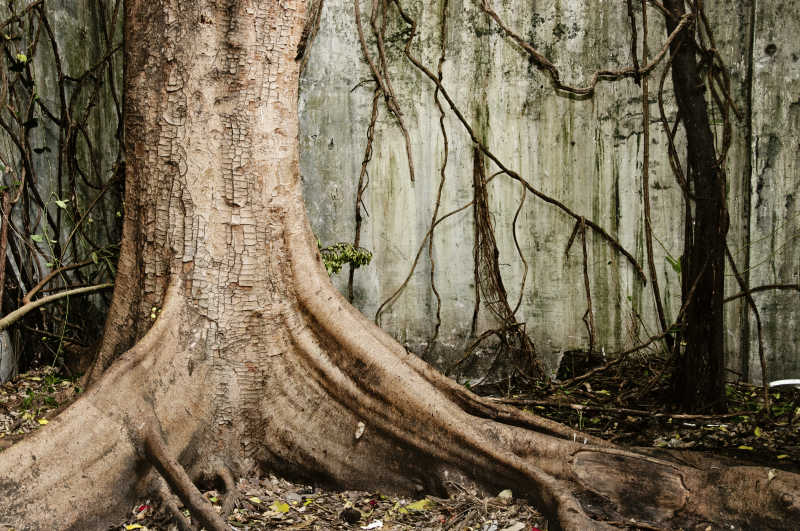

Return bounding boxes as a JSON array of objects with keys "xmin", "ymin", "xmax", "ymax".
[{"xmin": 0, "ymin": 2, "xmax": 797, "ymax": 530}]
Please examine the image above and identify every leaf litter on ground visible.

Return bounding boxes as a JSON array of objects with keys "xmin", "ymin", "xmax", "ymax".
[{"xmin": 116, "ymin": 475, "xmax": 546, "ymax": 530}]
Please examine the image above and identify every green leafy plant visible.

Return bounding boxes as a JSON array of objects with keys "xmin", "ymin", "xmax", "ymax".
[
  {"xmin": 43, "ymin": 373, "xmax": 64, "ymax": 393},
  {"xmin": 21, "ymin": 390, "xmax": 34, "ymax": 410},
  {"xmin": 318, "ymin": 242, "xmax": 373, "ymax": 276}
]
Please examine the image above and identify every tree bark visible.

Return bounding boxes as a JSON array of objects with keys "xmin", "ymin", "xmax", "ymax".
[
  {"xmin": 0, "ymin": 2, "xmax": 797, "ymax": 530},
  {"xmin": 663, "ymin": 0, "xmax": 729, "ymax": 411}
]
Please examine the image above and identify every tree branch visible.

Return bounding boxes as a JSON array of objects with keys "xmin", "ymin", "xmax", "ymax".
[{"xmin": 0, "ymin": 283, "xmax": 113, "ymax": 332}]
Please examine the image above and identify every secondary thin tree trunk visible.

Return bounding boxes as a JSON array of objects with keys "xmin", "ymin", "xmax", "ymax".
[
  {"xmin": 0, "ymin": 2, "xmax": 796, "ymax": 530},
  {"xmin": 663, "ymin": 0, "xmax": 728, "ymax": 411}
]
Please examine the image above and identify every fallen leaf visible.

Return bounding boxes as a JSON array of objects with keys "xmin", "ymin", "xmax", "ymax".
[
  {"xmin": 737, "ymin": 445, "xmax": 753, "ymax": 451},
  {"xmin": 270, "ymin": 501, "xmax": 290, "ymax": 513},
  {"xmin": 497, "ymin": 489, "xmax": 513, "ymax": 499},
  {"xmin": 36, "ymin": 419, "xmax": 48, "ymax": 425},
  {"xmin": 403, "ymin": 498, "xmax": 432, "ymax": 511},
  {"xmin": 248, "ymin": 496, "xmax": 263, "ymax": 504},
  {"xmin": 125, "ymin": 525, "xmax": 144, "ymax": 530}
]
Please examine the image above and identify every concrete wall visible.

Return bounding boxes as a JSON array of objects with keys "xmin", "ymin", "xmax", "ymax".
[
  {"xmin": 299, "ymin": 0, "xmax": 799, "ymax": 383},
  {"xmin": 0, "ymin": 0, "xmax": 122, "ymax": 251},
  {"xmin": 747, "ymin": 2, "xmax": 800, "ymax": 382},
  {"xmin": 0, "ymin": 1, "xmax": 122, "ymax": 381},
  {"xmin": 1, "ymin": 1, "xmax": 795, "ymax": 384}
]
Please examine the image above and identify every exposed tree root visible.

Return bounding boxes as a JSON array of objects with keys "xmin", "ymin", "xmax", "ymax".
[
  {"xmin": 0, "ymin": 194, "xmax": 798, "ymax": 530},
  {"xmin": 285, "ymin": 193, "xmax": 800, "ymax": 530},
  {"xmin": 152, "ymin": 478, "xmax": 194, "ymax": 531},
  {"xmin": 216, "ymin": 466, "xmax": 240, "ymax": 518},
  {"xmin": 143, "ymin": 423, "xmax": 228, "ymax": 531}
]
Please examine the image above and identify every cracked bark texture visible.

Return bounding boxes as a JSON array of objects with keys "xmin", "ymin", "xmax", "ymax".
[{"xmin": 0, "ymin": 2, "xmax": 798, "ymax": 530}]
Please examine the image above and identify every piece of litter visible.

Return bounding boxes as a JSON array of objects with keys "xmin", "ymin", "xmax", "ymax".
[
  {"xmin": 497, "ymin": 489, "xmax": 513, "ymax": 499},
  {"xmin": 403, "ymin": 498, "xmax": 432, "ymax": 511},
  {"xmin": 361, "ymin": 520, "xmax": 383, "ymax": 530}
]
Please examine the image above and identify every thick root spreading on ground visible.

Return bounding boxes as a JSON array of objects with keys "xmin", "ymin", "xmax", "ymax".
[
  {"xmin": 0, "ymin": 200, "xmax": 797, "ymax": 531},
  {"xmin": 0, "ymin": 202, "xmax": 799, "ymax": 531}
]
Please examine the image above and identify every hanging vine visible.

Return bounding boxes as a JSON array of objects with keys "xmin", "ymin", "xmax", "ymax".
[
  {"xmin": 0, "ymin": 0, "xmax": 123, "ymax": 376},
  {"xmin": 345, "ymin": 0, "xmax": 800, "ymax": 400}
]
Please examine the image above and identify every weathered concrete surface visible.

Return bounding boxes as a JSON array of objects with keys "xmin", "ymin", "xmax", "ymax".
[
  {"xmin": 0, "ymin": 0, "xmax": 121, "ymax": 381},
  {"xmin": 0, "ymin": 0, "xmax": 122, "ymax": 251},
  {"xmin": 1, "ymin": 1, "xmax": 795, "ymax": 385},
  {"xmin": 747, "ymin": 1, "xmax": 800, "ymax": 382},
  {"xmin": 299, "ymin": 0, "xmax": 798, "ymax": 383}
]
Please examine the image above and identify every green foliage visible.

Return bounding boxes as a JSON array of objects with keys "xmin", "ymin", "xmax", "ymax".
[
  {"xmin": 21, "ymin": 390, "xmax": 34, "ymax": 410},
  {"xmin": 318, "ymin": 242, "xmax": 373, "ymax": 276},
  {"xmin": 43, "ymin": 372, "xmax": 64, "ymax": 393}
]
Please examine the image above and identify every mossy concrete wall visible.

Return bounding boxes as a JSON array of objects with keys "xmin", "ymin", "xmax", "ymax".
[
  {"xmin": 299, "ymin": 0, "xmax": 798, "ymax": 383},
  {"xmin": 2, "ymin": 1, "xmax": 795, "ymax": 385},
  {"xmin": 0, "ymin": 0, "xmax": 122, "ymax": 252},
  {"xmin": 0, "ymin": 1, "xmax": 121, "ymax": 381}
]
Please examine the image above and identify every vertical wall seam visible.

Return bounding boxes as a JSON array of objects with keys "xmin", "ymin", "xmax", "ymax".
[{"xmin": 739, "ymin": 0, "xmax": 757, "ymax": 381}]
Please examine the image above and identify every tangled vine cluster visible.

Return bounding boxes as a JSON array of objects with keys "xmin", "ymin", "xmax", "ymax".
[{"xmin": 0, "ymin": 0, "xmax": 122, "ymax": 376}]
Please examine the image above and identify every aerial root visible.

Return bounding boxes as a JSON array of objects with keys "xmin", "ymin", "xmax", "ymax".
[
  {"xmin": 143, "ymin": 425, "xmax": 228, "ymax": 531},
  {"xmin": 152, "ymin": 477, "xmax": 196, "ymax": 531},
  {"xmin": 216, "ymin": 465, "xmax": 240, "ymax": 517}
]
